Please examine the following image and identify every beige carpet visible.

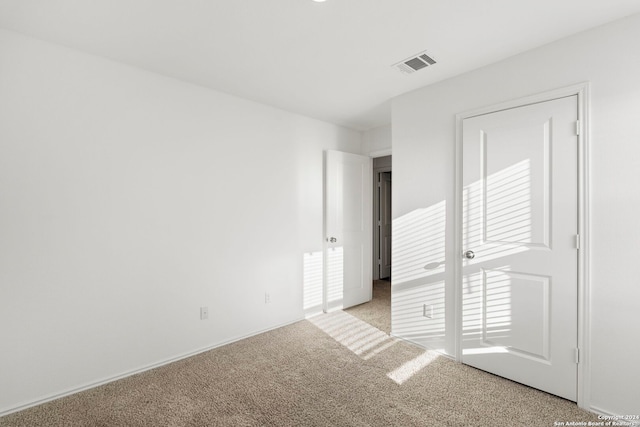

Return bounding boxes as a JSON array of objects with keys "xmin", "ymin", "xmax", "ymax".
[
  {"xmin": 1, "ymin": 293, "xmax": 598, "ymax": 426},
  {"xmin": 345, "ymin": 279, "xmax": 391, "ymax": 334}
]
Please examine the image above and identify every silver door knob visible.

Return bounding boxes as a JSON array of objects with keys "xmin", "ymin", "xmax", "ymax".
[
  {"xmin": 464, "ymin": 250, "xmax": 475, "ymax": 259},
  {"xmin": 328, "ymin": 237, "xmax": 337, "ymax": 243}
]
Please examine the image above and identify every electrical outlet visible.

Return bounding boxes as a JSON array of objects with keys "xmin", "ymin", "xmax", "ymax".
[
  {"xmin": 200, "ymin": 306, "xmax": 209, "ymax": 320},
  {"xmin": 265, "ymin": 293, "xmax": 271, "ymax": 304},
  {"xmin": 423, "ymin": 304, "xmax": 433, "ymax": 319}
]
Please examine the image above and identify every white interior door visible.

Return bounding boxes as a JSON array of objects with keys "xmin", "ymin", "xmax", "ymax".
[
  {"xmin": 380, "ymin": 172, "xmax": 392, "ymax": 279},
  {"xmin": 325, "ymin": 150, "xmax": 372, "ymax": 310},
  {"xmin": 461, "ymin": 96, "xmax": 579, "ymax": 401}
]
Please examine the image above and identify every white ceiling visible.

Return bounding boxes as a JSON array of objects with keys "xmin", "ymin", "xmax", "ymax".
[{"xmin": 1, "ymin": 1, "xmax": 639, "ymax": 131}]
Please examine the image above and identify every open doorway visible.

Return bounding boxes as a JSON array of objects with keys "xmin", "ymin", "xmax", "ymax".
[
  {"xmin": 346, "ymin": 155, "xmax": 392, "ymax": 333},
  {"xmin": 345, "ymin": 156, "xmax": 392, "ymax": 335},
  {"xmin": 373, "ymin": 155, "xmax": 392, "ymax": 281}
]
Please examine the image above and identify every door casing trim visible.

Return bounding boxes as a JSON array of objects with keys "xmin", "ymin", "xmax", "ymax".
[{"xmin": 453, "ymin": 82, "xmax": 591, "ymax": 410}]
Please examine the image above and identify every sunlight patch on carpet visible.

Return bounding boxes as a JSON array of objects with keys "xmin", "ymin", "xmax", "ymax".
[
  {"xmin": 386, "ymin": 350, "xmax": 440, "ymax": 385},
  {"xmin": 308, "ymin": 311, "xmax": 397, "ymax": 360}
]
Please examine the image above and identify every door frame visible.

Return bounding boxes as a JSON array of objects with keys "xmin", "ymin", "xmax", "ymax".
[{"xmin": 453, "ymin": 82, "xmax": 591, "ymax": 410}]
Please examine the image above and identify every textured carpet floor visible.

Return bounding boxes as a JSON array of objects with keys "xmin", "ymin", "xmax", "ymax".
[
  {"xmin": 1, "ymin": 286, "xmax": 598, "ymax": 426},
  {"xmin": 345, "ymin": 279, "xmax": 391, "ymax": 334}
]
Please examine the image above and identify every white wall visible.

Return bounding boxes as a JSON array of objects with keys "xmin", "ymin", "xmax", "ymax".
[
  {"xmin": 362, "ymin": 124, "xmax": 392, "ymax": 156},
  {"xmin": 0, "ymin": 29, "xmax": 361, "ymax": 415},
  {"xmin": 392, "ymin": 13, "xmax": 640, "ymax": 416}
]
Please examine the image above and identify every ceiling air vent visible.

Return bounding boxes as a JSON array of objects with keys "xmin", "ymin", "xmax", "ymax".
[{"xmin": 393, "ymin": 51, "xmax": 437, "ymax": 74}]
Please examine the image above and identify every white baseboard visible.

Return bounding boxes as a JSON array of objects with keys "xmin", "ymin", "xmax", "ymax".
[{"xmin": 0, "ymin": 317, "xmax": 304, "ymax": 418}]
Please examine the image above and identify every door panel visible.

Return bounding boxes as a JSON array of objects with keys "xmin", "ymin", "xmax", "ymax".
[
  {"xmin": 481, "ymin": 269, "xmax": 550, "ymax": 359},
  {"xmin": 325, "ymin": 150, "xmax": 372, "ymax": 310},
  {"xmin": 462, "ymin": 96, "xmax": 578, "ymax": 401},
  {"xmin": 483, "ymin": 119, "xmax": 551, "ymax": 247}
]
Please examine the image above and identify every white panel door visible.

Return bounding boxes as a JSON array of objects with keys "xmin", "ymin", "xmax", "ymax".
[
  {"xmin": 462, "ymin": 96, "xmax": 578, "ymax": 401},
  {"xmin": 325, "ymin": 150, "xmax": 372, "ymax": 310}
]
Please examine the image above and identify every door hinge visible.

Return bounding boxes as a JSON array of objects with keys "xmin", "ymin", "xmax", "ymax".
[
  {"xmin": 377, "ymin": 181, "xmax": 382, "ymax": 188},
  {"xmin": 378, "ymin": 259, "xmax": 382, "ymax": 265},
  {"xmin": 575, "ymin": 120, "xmax": 581, "ymax": 136},
  {"xmin": 378, "ymin": 220, "xmax": 381, "ymax": 226},
  {"xmin": 575, "ymin": 348, "xmax": 580, "ymax": 364},
  {"xmin": 576, "ymin": 234, "xmax": 581, "ymax": 250}
]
